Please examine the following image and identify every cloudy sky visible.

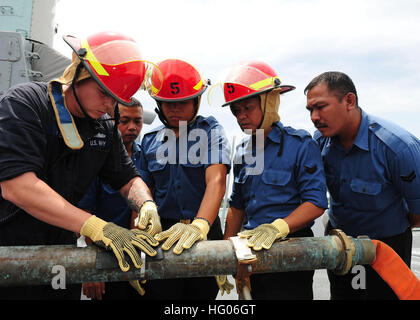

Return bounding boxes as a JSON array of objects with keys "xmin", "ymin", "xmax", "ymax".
[{"xmin": 53, "ymin": 0, "xmax": 420, "ymax": 142}]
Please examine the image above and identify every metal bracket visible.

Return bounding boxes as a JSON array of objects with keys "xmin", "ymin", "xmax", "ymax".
[
  {"xmin": 229, "ymin": 236, "xmax": 258, "ymax": 299},
  {"xmin": 230, "ymin": 236, "xmax": 256, "ymax": 261},
  {"xmin": 329, "ymin": 229, "xmax": 355, "ymax": 275}
]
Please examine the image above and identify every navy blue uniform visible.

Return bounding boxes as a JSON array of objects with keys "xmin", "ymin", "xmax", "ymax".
[
  {"xmin": 230, "ymin": 122, "xmax": 328, "ymax": 299},
  {"xmin": 139, "ymin": 115, "xmax": 231, "ymax": 300},
  {"xmin": 78, "ymin": 141, "xmax": 144, "ymax": 300},
  {"xmin": 315, "ymin": 111, "xmax": 420, "ymax": 239},
  {"xmin": 140, "ymin": 116, "xmax": 231, "ymax": 221},
  {"xmin": 79, "ymin": 141, "xmax": 143, "ymax": 229},
  {"xmin": 0, "ymin": 82, "xmax": 139, "ymax": 299},
  {"xmin": 315, "ymin": 110, "xmax": 420, "ymax": 300},
  {"xmin": 230, "ymin": 122, "xmax": 328, "ymax": 229}
]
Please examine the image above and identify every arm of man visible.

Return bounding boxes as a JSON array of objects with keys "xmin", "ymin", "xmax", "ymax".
[
  {"xmin": 120, "ymin": 176, "xmax": 154, "ymax": 211},
  {"xmin": 223, "ymin": 206, "xmax": 245, "ymax": 240},
  {"xmin": 195, "ymin": 164, "xmax": 227, "ymax": 226},
  {"xmin": 1, "ymin": 172, "xmax": 158, "ymax": 272},
  {"xmin": 155, "ymin": 164, "xmax": 228, "ymax": 254},
  {"xmin": 1, "ymin": 171, "xmax": 91, "ymax": 232},
  {"xmin": 120, "ymin": 176, "xmax": 162, "ymax": 235},
  {"xmin": 389, "ymin": 138, "xmax": 420, "ymax": 229},
  {"xmin": 284, "ymin": 202, "xmax": 326, "ymax": 233},
  {"xmin": 238, "ymin": 137, "xmax": 328, "ymax": 250},
  {"xmin": 237, "ymin": 203, "xmax": 325, "ymax": 251}
]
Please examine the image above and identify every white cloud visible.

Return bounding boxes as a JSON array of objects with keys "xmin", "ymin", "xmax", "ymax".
[{"xmin": 53, "ymin": 0, "xmax": 420, "ymax": 138}]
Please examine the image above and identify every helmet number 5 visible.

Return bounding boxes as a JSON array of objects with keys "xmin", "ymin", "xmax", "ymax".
[
  {"xmin": 170, "ymin": 82, "xmax": 180, "ymax": 95},
  {"xmin": 227, "ymin": 83, "xmax": 235, "ymax": 94}
]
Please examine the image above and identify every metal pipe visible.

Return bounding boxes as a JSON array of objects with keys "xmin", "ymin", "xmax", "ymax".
[{"xmin": 0, "ymin": 233, "xmax": 376, "ymax": 287}]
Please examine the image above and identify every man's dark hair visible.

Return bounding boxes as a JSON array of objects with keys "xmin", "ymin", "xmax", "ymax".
[
  {"xmin": 304, "ymin": 71, "xmax": 358, "ymax": 106},
  {"xmin": 127, "ymin": 97, "xmax": 143, "ymax": 109},
  {"xmin": 112, "ymin": 97, "xmax": 143, "ymax": 118}
]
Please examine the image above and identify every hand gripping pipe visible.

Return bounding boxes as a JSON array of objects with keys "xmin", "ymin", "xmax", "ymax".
[{"xmin": 0, "ymin": 230, "xmax": 376, "ymax": 287}]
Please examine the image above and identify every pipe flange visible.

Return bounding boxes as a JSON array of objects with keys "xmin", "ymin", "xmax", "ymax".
[{"xmin": 329, "ymin": 229, "xmax": 355, "ymax": 275}]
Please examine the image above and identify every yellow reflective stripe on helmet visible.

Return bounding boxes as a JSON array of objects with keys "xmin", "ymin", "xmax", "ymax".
[
  {"xmin": 193, "ymin": 79, "xmax": 203, "ymax": 91},
  {"xmin": 249, "ymin": 76, "xmax": 280, "ymax": 90},
  {"xmin": 81, "ymin": 39, "xmax": 109, "ymax": 77},
  {"xmin": 151, "ymin": 84, "xmax": 159, "ymax": 94}
]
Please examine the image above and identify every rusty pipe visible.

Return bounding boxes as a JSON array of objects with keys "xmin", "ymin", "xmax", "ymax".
[{"xmin": 0, "ymin": 231, "xmax": 376, "ymax": 287}]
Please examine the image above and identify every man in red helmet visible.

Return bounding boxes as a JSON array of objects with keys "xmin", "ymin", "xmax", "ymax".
[
  {"xmin": 215, "ymin": 61, "xmax": 328, "ymax": 299},
  {"xmin": 138, "ymin": 59, "xmax": 231, "ymax": 300},
  {"xmin": 0, "ymin": 32, "xmax": 160, "ymax": 299}
]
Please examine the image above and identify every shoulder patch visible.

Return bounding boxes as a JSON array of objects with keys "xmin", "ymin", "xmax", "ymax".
[
  {"xmin": 304, "ymin": 164, "xmax": 318, "ymax": 174},
  {"xmin": 401, "ymin": 171, "xmax": 416, "ymax": 183}
]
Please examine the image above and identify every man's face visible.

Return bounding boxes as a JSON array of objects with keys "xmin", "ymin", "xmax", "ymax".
[
  {"xmin": 73, "ymin": 79, "xmax": 116, "ymax": 119},
  {"xmin": 160, "ymin": 99, "xmax": 195, "ymax": 127},
  {"xmin": 230, "ymin": 96, "xmax": 263, "ymax": 132},
  {"xmin": 118, "ymin": 105, "xmax": 143, "ymax": 144},
  {"xmin": 306, "ymin": 83, "xmax": 349, "ymax": 137}
]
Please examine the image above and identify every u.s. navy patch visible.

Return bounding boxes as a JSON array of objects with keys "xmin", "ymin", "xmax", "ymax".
[{"xmin": 87, "ymin": 132, "xmax": 110, "ymax": 151}]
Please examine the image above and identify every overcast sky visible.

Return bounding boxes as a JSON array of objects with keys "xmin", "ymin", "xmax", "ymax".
[{"xmin": 53, "ymin": 0, "xmax": 420, "ymax": 142}]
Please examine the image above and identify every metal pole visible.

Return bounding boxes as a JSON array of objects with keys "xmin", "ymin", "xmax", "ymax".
[{"xmin": 0, "ymin": 233, "xmax": 376, "ymax": 287}]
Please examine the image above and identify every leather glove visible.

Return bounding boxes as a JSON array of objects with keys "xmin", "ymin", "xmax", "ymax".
[
  {"xmin": 80, "ymin": 215, "xmax": 159, "ymax": 272},
  {"xmin": 216, "ymin": 275, "xmax": 234, "ymax": 296},
  {"xmin": 238, "ymin": 218, "xmax": 289, "ymax": 250},
  {"xmin": 137, "ymin": 200, "xmax": 162, "ymax": 236},
  {"xmin": 129, "ymin": 280, "xmax": 147, "ymax": 296},
  {"xmin": 155, "ymin": 218, "xmax": 210, "ymax": 255}
]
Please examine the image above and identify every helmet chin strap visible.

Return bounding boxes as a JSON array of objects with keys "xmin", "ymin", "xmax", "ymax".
[
  {"xmin": 257, "ymin": 93, "xmax": 267, "ymax": 130},
  {"xmin": 71, "ymin": 63, "xmax": 94, "ymax": 121},
  {"xmin": 154, "ymin": 97, "xmax": 200, "ymax": 129},
  {"xmin": 154, "ymin": 102, "xmax": 173, "ymax": 128},
  {"xmin": 71, "ymin": 62, "xmax": 120, "ymax": 132},
  {"xmin": 71, "ymin": 62, "xmax": 122, "ymax": 171}
]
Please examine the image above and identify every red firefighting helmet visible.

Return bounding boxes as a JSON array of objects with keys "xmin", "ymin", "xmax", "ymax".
[
  {"xmin": 148, "ymin": 59, "xmax": 208, "ymax": 102},
  {"xmin": 219, "ymin": 60, "xmax": 295, "ymax": 107},
  {"xmin": 63, "ymin": 31, "xmax": 150, "ymax": 105}
]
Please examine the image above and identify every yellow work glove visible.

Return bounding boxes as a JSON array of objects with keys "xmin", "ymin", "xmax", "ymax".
[
  {"xmin": 216, "ymin": 275, "xmax": 234, "ymax": 296},
  {"xmin": 155, "ymin": 218, "xmax": 210, "ymax": 255},
  {"xmin": 137, "ymin": 200, "xmax": 162, "ymax": 236},
  {"xmin": 80, "ymin": 215, "xmax": 159, "ymax": 272},
  {"xmin": 238, "ymin": 218, "xmax": 289, "ymax": 250},
  {"xmin": 129, "ymin": 280, "xmax": 147, "ymax": 296}
]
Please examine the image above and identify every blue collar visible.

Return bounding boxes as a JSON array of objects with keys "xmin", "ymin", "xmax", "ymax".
[
  {"xmin": 328, "ymin": 110, "xmax": 369, "ymax": 152},
  {"xmin": 131, "ymin": 140, "xmax": 142, "ymax": 161},
  {"xmin": 352, "ymin": 110, "xmax": 369, "ymax": 151},
  {"xmin": 266, "ymin": 122, "xmax": 284, "ymax": 144}
]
